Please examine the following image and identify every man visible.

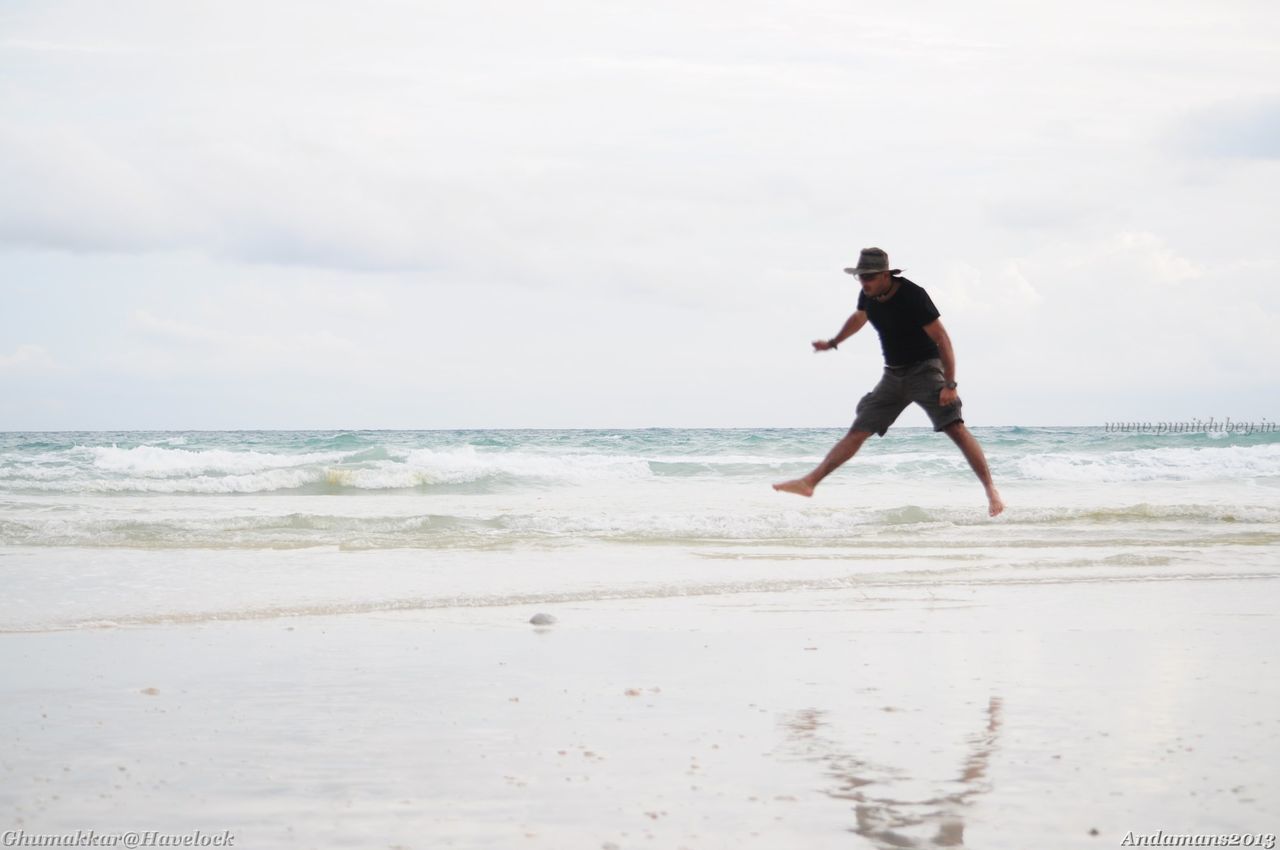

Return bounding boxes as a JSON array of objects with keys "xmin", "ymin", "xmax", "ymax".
[{"xmin": 773, "ymin": 247, "xmax": 1004, "ymax": 517}]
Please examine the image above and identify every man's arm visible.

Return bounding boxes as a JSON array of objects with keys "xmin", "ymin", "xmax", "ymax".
[
  {"xmin": 922, "ymin": 318, "xmax": 959, "ymax": 404},
  {"xmin": 813, "ymin": 310, "xmax": 868, "ymax": 351}
]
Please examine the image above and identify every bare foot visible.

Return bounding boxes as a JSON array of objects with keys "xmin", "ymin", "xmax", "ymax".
[
  {"xmin": 773, "ymin": 479, "xmax": 815, "ymax": 498},
  {"xmin": 987, "ymin": 489, "xmax": 1004, "ymax": 517}
]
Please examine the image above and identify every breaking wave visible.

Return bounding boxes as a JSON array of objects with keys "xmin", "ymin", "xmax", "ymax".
[{"xmin": 1, "ymin": 433, "xmax": 1278, "ymax": 495}]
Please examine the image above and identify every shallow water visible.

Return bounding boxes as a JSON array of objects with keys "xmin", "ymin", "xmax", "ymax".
[{"xmin": 2, "ymin": 427, "xmax": 1278, "ymax": 631}]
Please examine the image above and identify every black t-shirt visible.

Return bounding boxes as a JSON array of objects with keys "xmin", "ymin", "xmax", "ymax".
[{"xmin": 856, "ymin": 277, "xmax": 941, "ymax": 366}]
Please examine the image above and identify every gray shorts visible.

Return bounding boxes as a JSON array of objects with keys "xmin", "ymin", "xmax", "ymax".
[{"xmin": 851, "ymin": 358, "xmax": 964, "ymax": 437}]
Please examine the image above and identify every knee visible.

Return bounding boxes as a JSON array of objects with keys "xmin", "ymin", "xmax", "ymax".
[{"xmin": 845, "ymin": 428, "xmax": 873, "ymax": 447}]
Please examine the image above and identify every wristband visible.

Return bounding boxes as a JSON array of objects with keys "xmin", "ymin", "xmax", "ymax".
[{"xmin": 828, "ymin": 339, "xmax": 838, "ymax": 350}]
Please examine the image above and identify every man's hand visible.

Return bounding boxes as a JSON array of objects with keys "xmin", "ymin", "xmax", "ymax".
[
  {"xmin": 812, "ymin": 339, "xmax": 837, "ymax": 352},
  {"xmin": 939, "ymin": 387, "xmax": 960, "ymax": 407}
]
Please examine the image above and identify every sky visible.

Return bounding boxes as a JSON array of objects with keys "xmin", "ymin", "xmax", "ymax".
[{"xmin": 1, "ymin": 0, "xmax": 1278, "ymax": 430}]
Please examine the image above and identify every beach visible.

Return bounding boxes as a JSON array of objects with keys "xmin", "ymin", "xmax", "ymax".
[
  {"xmin": 2, "ymin": 428, "xmax": 1278, "ymax": 848},
  {"xmin": 4, "ymin": 578, "xmax": 1277, "ymax": 849}
]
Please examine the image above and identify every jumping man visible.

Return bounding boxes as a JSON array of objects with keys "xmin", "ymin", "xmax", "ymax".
[{"xmin": 773, "ymin": 247, "xmax": 1005, "ymax": 517}]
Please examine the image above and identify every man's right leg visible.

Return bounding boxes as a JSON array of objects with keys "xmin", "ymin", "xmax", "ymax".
[
  {"xmin": 772, "ymin": 428, "xmax": 874, "ymax": 498},
  {"xmin": 774, "ymin": 369, "xmax": 904, "ymax": 497}
]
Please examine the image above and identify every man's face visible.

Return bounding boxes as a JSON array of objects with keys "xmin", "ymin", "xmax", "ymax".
[{"xmin": 859, "ymin": 271, "xmax": 892, "ymax": 297}]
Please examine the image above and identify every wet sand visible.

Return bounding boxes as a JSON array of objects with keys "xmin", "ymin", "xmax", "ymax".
[{"xmin": 2, "ymin": 576, "xmax": 1277, "ymax": 849}]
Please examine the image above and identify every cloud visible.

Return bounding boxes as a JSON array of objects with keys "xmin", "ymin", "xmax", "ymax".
[
  {"xmin": 117, "ymin": 309, "xmax": 366, "ymax": 378},
  {"xmin": 1177, "ymin": 97, "xmax": 1280, "ymax": 160},
  {"xmin": 0, "ymin": 127, "xmax": 187, "ymax": 254},
  {"xmin": 983, "ymin": 197, "xmax": 1101, "ymax": 231},
  {"xmin": 0, "ymin": 344, "xmax": 58, "ymax": 373},
  {"xmin": 0, "ymin": 37, "xmax": 146, "ymax": 55},
  {"xmin": 0, "ymin": 0, "xmax": 1163, "ymax": 278},
  {"xmin": 1112, "ymin": 231, "xmax": 1201, "ymax": 284}
]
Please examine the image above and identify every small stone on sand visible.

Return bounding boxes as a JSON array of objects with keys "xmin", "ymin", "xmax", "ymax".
[{"xmin": 529, "ymin": 613, "xmax": 557, "ymax": 626}]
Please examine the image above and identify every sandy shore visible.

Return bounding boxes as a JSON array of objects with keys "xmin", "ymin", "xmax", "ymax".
[{"xmin": 2, "ymin": 575, "xmax": 1277, "ymax": 849}]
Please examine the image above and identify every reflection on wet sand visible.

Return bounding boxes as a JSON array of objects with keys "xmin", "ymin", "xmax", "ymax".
[{"xmin": 782, "ymin": 696, "xmax": 1003, "ymax": 848}]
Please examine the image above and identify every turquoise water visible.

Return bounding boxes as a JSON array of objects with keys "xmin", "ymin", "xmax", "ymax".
[
  {"xmin": 2, "ymin": 428, "xmax": 1279, "ymax": 545},
  {"xmin": 1, "ymin": 427, "xmax": 1277, "ymax": 630},
  {"xmin": 3, "ymin": 426, "xmax": 1279, "ymax": 494}
]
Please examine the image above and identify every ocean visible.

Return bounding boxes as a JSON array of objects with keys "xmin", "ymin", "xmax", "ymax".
[{"xmin": 2, "ymin": 427, "xmax": 1278, "ymax": 631}]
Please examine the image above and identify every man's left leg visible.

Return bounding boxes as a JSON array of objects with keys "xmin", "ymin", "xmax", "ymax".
[{"xmin": 942, "ymin": 421, "xmax": 1004, "ymax": 517}]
